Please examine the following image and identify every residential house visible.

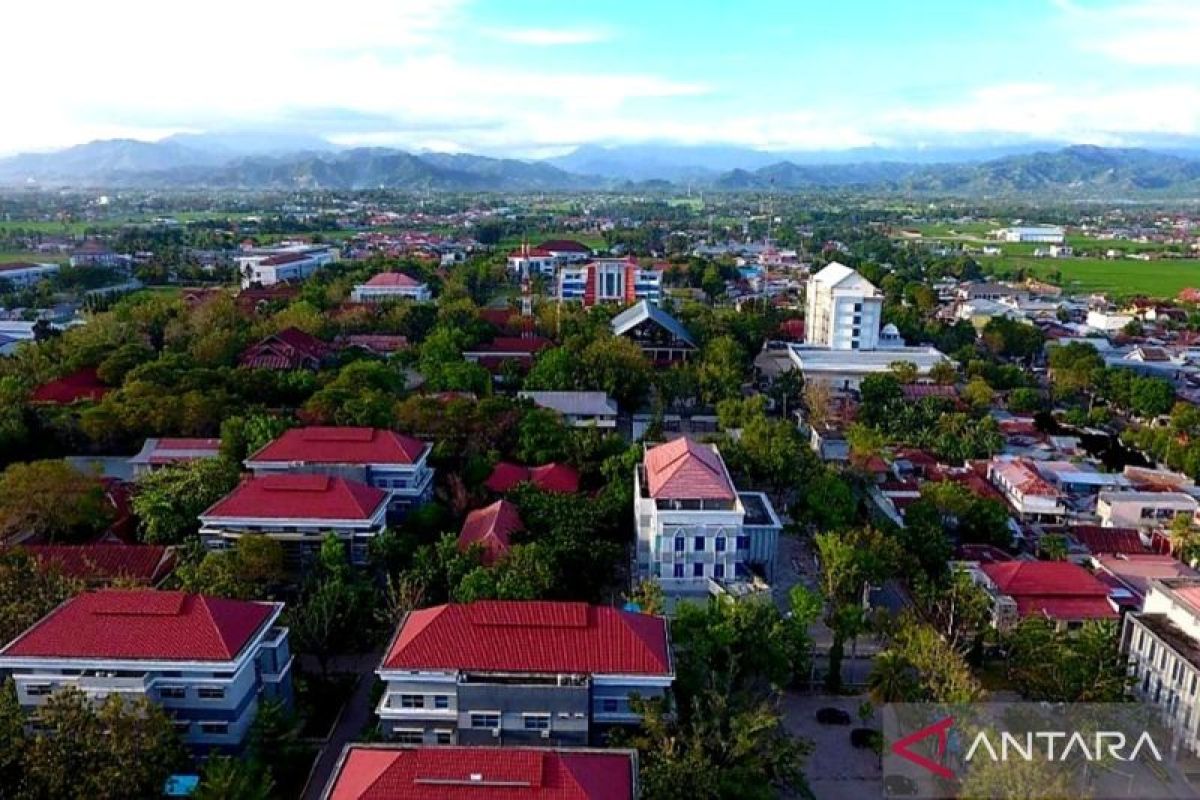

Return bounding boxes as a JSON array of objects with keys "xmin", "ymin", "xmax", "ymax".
[
  {"xmin": 199, "ymin": 475, "xmax": 389, "ymax": 566},
  {"xmin": 462, "ymin": 336, "xmax": 552, "ymax": 376},
  {"xmin": 127, "ymin": 438, "xmax": 221, "ymax": 476},
  {"xmin": 320, "ymin": 744, "xmax": 637, "ymax": 800},
  {"xmin": 376, "ymin": 601, "xmax": 672, "ymax": 745},
  {"xmin": 0, "ymin": 589, "xmax": 291, "ymax": 751},
  {"xmin": 1098, "ymin": 491, "xmax": 1199, "ymax": 529},
  {"xmin": 245, "ymin": 427, "xmax": 434, "ymax": 517},
  {"xmin": 235, "ymin": 285, "xmax": 299, "ymax": 315},
  {"xmin": 969, "ymin": 560, "xmax": 1117, "ymax": 631},
  {"xmin": 29, "ymin": 368, "xmax": 110, "ymax": 405},
  {"xmin": 1094, "ymin": 555, "xmax": 1199, "ymax": 608},
  {"xmin": 457, "ymin": 500, "xmax": 523, "ymax": 566},
  {"xmin": 518, "ymin": 391, "xmax": 618, "ymax": 428},
  {"xmin": 610, "ymin": 300, "xmax": 697, "ymax": 363},
  {"xmin": 240, "ymin": 328, "xmax": 331, "ymax": 370},
  {"xmin": 484, "ymin": 462, "xmax": 580, "ymax": 494},
  {"xmin": 633, "ymin": 438, "xmax": 781, "ymax": 597},
  {"xmin": 350, "ymin": 272, "xmax": 432, "ymax": 303},
  {"xmin": 987, "ymin": 457, "xmax": 1067, "ymax": 522}
]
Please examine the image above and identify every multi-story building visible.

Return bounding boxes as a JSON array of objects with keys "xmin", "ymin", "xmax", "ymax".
[
  {"xmin": 506, "ymin": 246, "xmax": 557, "ymax": 278},
  {"xmin": 237, "ymin": 244, "xmax": 337, "ymax": 288},
  {"xmin": 350, "ymin": 272, "xmax": 432, "ymax": 303},
  {"xmin": 321, "ymin": 744, "xmax": 638, "ymax": 800},
  {"xmin": 199, "ymin": 474, "xmax": 389, "ymax": 565},
  {"xmin": 0, "ymin": 589, "xmax": 291, "ymax": 752},
  {"xmin": 1123, "ymin": 578, "xmax": 1200, "ymax": 754},
  {"xmin": 804, "ymin": 262, "xmax": 884, "ymax": 350},
  {"xmin": 0, "ymin": 262, "xmax": 59, "ymax": 288},
  {"xmin": 1098, "ymin": 491, "xmax": 1199, "ymax": 529},
  {"xmin": 245, "ymin": 427, "xmax": 434, "ymax": 517},
  {"xmin": 986, "ymin": 457, "xmax": 1068, "ymax": 522},
  {"xmin": 376, "ymin": 601, "xmax": 672, "ymax": 746},
  {"xmin": 633, "ymin": 437, "xmax": 781, "ymax": 597},
  {"xmin": 558, "ymin": 259, "xmax": 663, "ymax": 307}
]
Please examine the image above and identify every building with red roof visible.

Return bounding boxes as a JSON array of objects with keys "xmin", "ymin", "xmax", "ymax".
[
  {"xmin": 200, "ymin": 474, "xmax": 389, "ymax": 565},
  {"xmin": 339, "ymin": 335, "xmax": 409, "ymax": 357},
  {"xmin": 986, "ymin": 457, "xmax": 1066, "ymax": 522},
  {"xmin": 506, "ymin": 245, "xmax": 556, "ymax": 278},
  {"xmin": 351, "ymin": 272, "xmax": 431, "ymax": 303},
  {"xmin": 634, "ymin": 438, "xmax": 782, "ymax": 598},
  {"xmin": 483, "ymin": 462, "xmax": 580, "ymax": 494},
  {"xmin": 240, "ymin": 327, "xmax": 331, "ymax": 370},
  {"xmin": 321, "ymin": 744, "xmax": 636, "ymax": 800},
  {"xmin": 974, "ymin": 560, "xmax": 1117, "ymax": 630},
  {"xmin": 558, "ymin": 259, "xmax": 663, "ymax": 307},
  {"xmin": 458, "ymin": 500, "xmax": 523, "ymax": 565},
  {"xmin": 21, "ymin": 544, "xmax": 176, "ymax": 586},
  {"xmin": 463, "ymin": 336, "xmax": 553, "ymax": 377},
  {"xmin": 30, "ymin": 368, "xmax": 110, "ymax": 405},
  {"xmin": 376, "ymin": 601, "xmax": 672, "ymax": 745},
  {"xmin": 235, "ymin": 284, "xmax": 299, "ymax": 315},
  {"xmin": 237, "ymin": 244, "xmax": 336, "ymax": 288},
  {"xmin": 0, "ymin": 589, "xmax": 291, "ymax": 750},
  {"xmin": 538, "ymin": 239, "xmax": 592, "ymax": 260},
  {"xmin": 127, "ymin": 437, "xmax": 221, "ymax": 476},
  {"xmin": 1094, "ymin": 555, "xmax": 1199, "ymax": 606},
  {"xmin": 246, "ymin": 427, "xmax": 434, "ymax": 517}
]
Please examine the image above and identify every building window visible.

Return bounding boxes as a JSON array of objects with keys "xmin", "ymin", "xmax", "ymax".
[
  {"xmin": 172, "ymin": 720, "xmax": 191, "ymax": 735},
  {"xmin": 197, "ymin": 687, "xmax": 225, "ymax": 700},
  {"xmin": 400, "ymin": 694, "xmax": 424, "ymax": 709},
  {"xmin": 435, "ymin": 730, "xmax": 453, "ymax": 745},
  {"xmin": 715, "ymin": 537, "xmax": 726, "ymax": 552},
  {"xmin": 735, "ymin": 562, "xmax": 749, "ymax": 578},
  {"xmin": 433, "ymin": 695, "xmax": 450, "ymax": 710},
  {"xmin": 693, "ymin": 563, "xmax": 704, "ymax": 578},
  {"xmin": 470, "ymin": 712, "xmax": 500, "ymax": 729},
  {"xmin": 736, "ymin": 535, "xmax": 751, "ymax": 550},
  {"xmin": 200, "ymin": 722, "xmax": 228, "ymax": 736},
  {"xmin": 714, "ymin": 563, "xmax": 725, "ymax": 578},
  {"xmin": 159, "ymin": 686, "xmax": 187, "ymax": 700},
  {"xmin": 674, "ymin": 537, "xmax": 685, "ymax": 553},
  {"xmin": 394, "ymin": 729, "xmax": 424, "ymax": 744},
  {"xmin": 523, "ymin": 714, "xmax": 550, "ymax": 731},
  {"xmin": 25, "ymin": 684, "xmax": 52, "ymax": 697},
  {"xmin": 694, "ymin": 536, "xmax": 705, "ymax": 552},
  {"xmin": 673, "ymin": 564, "xmax": 684, "ymax": 578}
]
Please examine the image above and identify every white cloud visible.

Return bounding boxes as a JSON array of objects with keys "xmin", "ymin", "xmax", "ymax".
[
  {"xmin": 1056, "ymin": 0, "xmax": 1200, "ymax": 66},
  {"xmin": 485, "ymin": 27, "xmax": 612, "ymax": 46}
]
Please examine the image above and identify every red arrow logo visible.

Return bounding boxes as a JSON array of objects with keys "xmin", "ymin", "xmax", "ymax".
[{"xmin": 891, "ymin": 716, "xmax": 955, "ymax": 779}]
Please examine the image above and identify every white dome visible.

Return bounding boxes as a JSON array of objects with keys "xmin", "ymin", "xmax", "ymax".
[{"xmin": 881, "ymin": 323, "xmax": 900, "ymax": 337}]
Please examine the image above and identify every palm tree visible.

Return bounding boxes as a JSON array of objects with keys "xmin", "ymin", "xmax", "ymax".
[{"xmin": 867, "ymin": 650, "xmax": 919, "ymax": 704}]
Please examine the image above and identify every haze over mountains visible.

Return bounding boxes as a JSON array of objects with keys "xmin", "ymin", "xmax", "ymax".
[{"xmin": 4, "ymin": 134, "xmax": 1200, "ymax": 197}]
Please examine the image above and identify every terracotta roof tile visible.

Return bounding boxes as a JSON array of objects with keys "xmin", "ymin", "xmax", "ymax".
[
  {"xmin": 643, "ymin": 438, "xmax": 735, "ymax": 500},
  {"xmin": 202, "ymin": 475, "xmax": 387, "ymax": 521}
]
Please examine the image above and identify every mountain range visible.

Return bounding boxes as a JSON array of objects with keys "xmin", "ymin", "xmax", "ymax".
[{"xmin": 4, "ymin": 135, "xmax": 1200, "ymax": 197}]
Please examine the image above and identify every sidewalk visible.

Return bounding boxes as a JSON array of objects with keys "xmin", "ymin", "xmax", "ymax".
[{"xmin": 301, "ymin": 652, "xmax": 381, "ymax": 800}]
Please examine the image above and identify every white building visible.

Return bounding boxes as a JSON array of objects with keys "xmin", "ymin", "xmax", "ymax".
[
  {"xmin": 558, "ymin": 259, "xmax": 664, "ymax": 307},
  {"xmin": 0, "ymin": 589, "xmax": 292, "ymax": 752},
  {"xmin": 1086, "ymin": 309, "xmax": 1136, "ymax": 333},
  {"xmin": 237, "ymin": 244, "xmax": 337, "ymax": 288},
  {"xmin": 0, "ymin": 262, "xmax": 60, "ymax": 288},
  {"xmin": 997, "ymin": 226, "xmax": 1065, "ymax": 244},
  {"xmin": 518, "ymin": 391, "xmax": 618, "ymax": 428},
  {"xmin": 634, "ymin": 438, "xmax": 781, "ymax": 599},
  {"xmin": 986, "ymin": 457, "xmax": 1067, "ymax": 522},
  {"xmin": 804, "ymin": 262, "xmax": 884, "ymax": 350},
  {"xmin": 1098, "ymin": 491, "xmax": 1199, "ymax": 529},
  {"xmin": 506, "ymin": 246, "xmax": 556, "ymax": 278},
  {"xmin": 350, "ymin": 272, "xmax": 432, "ymax": 303},
  {"xmin": 1123, "ymin": 578, "xmax": 1200, "ymax": 755}
]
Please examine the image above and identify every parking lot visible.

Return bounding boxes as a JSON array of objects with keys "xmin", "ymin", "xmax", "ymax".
[{"xmin": 781, "ymin": 693, "xmax": 884, "ymax": 800}]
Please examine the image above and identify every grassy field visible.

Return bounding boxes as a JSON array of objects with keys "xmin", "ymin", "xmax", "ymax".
[
  {"xmin": 497, "ymin": 231, "xmax": 608, "ymax": 250},
  {"xmin": 986, "ymin": 255, "xmax": 1200, "ymax": 297},
  {"xmin": 0, "ymin": 250, "xmax": 62, "ymax": 264}
]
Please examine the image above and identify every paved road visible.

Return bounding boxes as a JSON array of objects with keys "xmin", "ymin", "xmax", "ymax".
[{"xmin": 301, "ymin": 653, "xmax": 381, "ymax": 800}]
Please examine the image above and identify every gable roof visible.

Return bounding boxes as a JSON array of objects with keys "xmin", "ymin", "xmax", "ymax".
[
  {"xmin": 643, "ymin": 438, "xmax": 735, "ymax": 500},
  {"xmin": 0, "ymin": 590, "xmax": 276, "ymax": 662},
  {"xmin": 128, "ymin": 437, "xmax": 221, "ymax": 467},
  {"xmin": 538, "ymin": 239, "xmax": 592, "ymax": 253},
  {"xmin": 980, "ymin": 561, "xmax": 1116, "ymax": 620},
  {"xmin": 248, "ymin": 427, "xmax": 427, "ymax": 466},
  {"xmin": 21, "ymin": 544, "xmax": 176, "ymax": 585},
  {"xmin": 484, "ymin": 462, "xmax": 580, "ymax": 494},
  {"xmin": 240, "ymin": 327, "xmax": 330, "ymax": 369},
  {"xmin": 201, "ymin": 475, "xmax": 387, "ymax": 522},
  {"xmin": 518, "ymin": 391, "xmax": 618, "ymax": 417},
  {"xmin": 458, "ymin": 500, "xmax": 523, "ymax": 566},
  {"xmin": 324, "ymin": 745, "xmax": 633, "ymax": 800},
  {"xmin": 382, "ymin": 601, "xmax": 671, "ymax": 676},
  {"xmin": 30, "ymin": 368, "xmax": 110, "ymax": 405},
  {"xmin": 610, "ymin": 300, "xmax": 696, "ymax": 348},
  {"xmin": 361, "ymin": 272, "xmax": 423, "ymax": 288}
]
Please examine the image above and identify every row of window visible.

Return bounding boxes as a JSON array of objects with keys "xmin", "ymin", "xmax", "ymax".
[
  {"xmin": 671, "ymin": 562, "xmax": 748, "ymax": 579},
  {"xmin": 174, "ymin": 720, "xmax": 229, "ymax": 736},
  {"xmin": 398, "ymin": 694, "xmax": 451, "ymax": 710},
  {"xmin": 672, "ymin": 535, "xmax": 751, "ymax": 553},
  {"xmin": 394, "ymin": 729, "xmax": 453, "ymax": 745}
]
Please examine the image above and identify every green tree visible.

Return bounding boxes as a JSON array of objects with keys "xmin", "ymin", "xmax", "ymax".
[
  {"xmin": 889, "ymin": 360, "xmax": 919, "ymax": 385},
  {"xmin": 696, "ymin": 336, "xmax": 745, "ymax": 406},
  {"xmin": 194, "ymin": 757, "xmax": 274, "ymax": 800},
  {"xmin": 961, "ymin": 377, "xmax": 995, "ymax": 410},
  {"xmin": 1129, "ymin": 376, "xmax": 1176, "ymax": 419},
  {"xmin": 176, "ymin": 537, "xmax": 286, "ymax": 600},
  {"xmin": 219, "ymin": 413, "xmax": 293, "ymax": 463},
  {"xmin": 0, "ymin": 549, "xmax": 82, "ymax": 645},
  {"xmin": 0, "ymin": 460, "xmax": 113, "ymax": 544},
  {"xmin": 132, "ymin": 457, "xmax": 242, "ymax": 544},
  {"xmin": 578, "ymin": 335, "xmax": 652, "ymax": 410},
  {"xmin": 866, "ymin": 650, "xmax": 920, "ymax": 704},
  {"xmin": 1005, "ymin": 618, "xmax": 1127, "ymax": 702}
]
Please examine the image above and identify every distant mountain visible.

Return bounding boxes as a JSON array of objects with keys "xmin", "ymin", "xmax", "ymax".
[
  {"xmin": 0, "ymin": 138, "xmax": 222, "ymax": 184},
  {"xmin": 161, "ymin": 130, "xmax": 338, "ymax": 158}
]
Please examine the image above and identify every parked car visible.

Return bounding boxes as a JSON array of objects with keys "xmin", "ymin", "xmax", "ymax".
[{"xmin": 816, "ymin": 707, "xmax": 852, "ymax": 725}]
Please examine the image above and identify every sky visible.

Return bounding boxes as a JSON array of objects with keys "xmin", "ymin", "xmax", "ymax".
[{"xmin": 4, "ymin": 0, "xmax": 1200, "ymax": 157}]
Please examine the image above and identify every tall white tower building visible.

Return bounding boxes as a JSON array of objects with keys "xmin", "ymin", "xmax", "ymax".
[{"xmin": 804, "ymin": 262, "xmax": 884, "ymax": 351}]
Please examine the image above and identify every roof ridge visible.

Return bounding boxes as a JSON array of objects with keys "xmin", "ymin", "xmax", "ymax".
[{"xmin": 195, "ymin": 595, "xmax": 236, "ymax": 660}]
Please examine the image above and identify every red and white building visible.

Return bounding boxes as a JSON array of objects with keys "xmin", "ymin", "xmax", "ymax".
[
  {"xmin": 127, "ymin": 437, "xmax": 221, "ymax": 476},
  {"xmin": 321, "ymin": 744, "xmax": 637, "ymax": 800},
  {"xmin": 458, "ymin": 500, "xmax": 523, "ymax": 566},
  {"xmin": 245, "ymin": 427, "xmax": 434, "ymax": 517},
  {"xmin": 557, "ymin": 259, "xmax": 664, "ymax": 307},
  {"xmin": 506, "ymin": 245, "xmax": 556, "ymax": 278},
  {"xmin": 0, "ymin": 589, "xmax": 291, "ymax": 751},
  {"xmin": 351, "ymin": 272, "xmax": 432, "ymax": 303},
  {"xmin": 240, "ymin": 327, "xmax": 331, "ymax": 370},
  {"xmin": 376, "ymin": 601, "xmax": 672, "ymax": 746},
  {"xmin": 968, "ymin": 560, "xmax": 1118, "ymax": 631},
  {"xmin": 986, "ymin": 457, "xmax": 1067, "ymax": 522},
  {"xmin": 199, "ymin": 474, "xmax": 389, "ymax": 565},
  {"xmin": 237, "ymin": 243, "xmax": 337, "ymax": 288}
]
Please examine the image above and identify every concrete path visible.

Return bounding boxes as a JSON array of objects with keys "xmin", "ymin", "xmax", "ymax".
[{"xmin": 301, "ymin": 653, "xmax": 381, "ymax": 800}]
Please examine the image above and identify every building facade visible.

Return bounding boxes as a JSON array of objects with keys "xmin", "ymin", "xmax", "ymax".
[
  {"xmin": 350, "ymin": 272, "xmax": 432, "ymax": 303},
  {"xmin": 237, "ymin": 244, "xmax": 337, "ymax": 288},
  {"xmin": 0, "ymin": 590, "xmax": 291, "ymax": 752},
  {"xmin": 376, "ymin": 601, "xmax": 672, "ymax": 747},
  {"xmin": 804, "ymin": 262, "xmax": 884, "ymax": 350},
  {"xmin": 558, "ymin": 259, "xmax": 663, "ymax": 307},
  {"xmin": 0, "ymin": 262, "xmax": 60, "ymax": 288}
]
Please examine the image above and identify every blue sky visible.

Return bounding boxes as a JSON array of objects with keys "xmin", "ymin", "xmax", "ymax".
[{"xmin": 4, "ymin": 0, "xmax": 1200, "ymax": 155}]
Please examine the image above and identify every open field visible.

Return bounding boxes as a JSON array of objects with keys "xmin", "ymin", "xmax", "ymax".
[
  {"xmin": 986, "ymin": 254, "xmax": 1200, "ymax": 297},
  {"xmin": 497, "ymin": 230, "xmax": 608, "ymax": 250},
  {"xmin": 0, "ymin": 250, "xmax": 63, "ymax": 264}
]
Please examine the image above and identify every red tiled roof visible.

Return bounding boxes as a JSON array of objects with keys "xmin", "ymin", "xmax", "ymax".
[
  {"xmin": 1068, "ymin": 526, "xmax": 1148, "ymax": 555},
  {"xmin": 458, "ymin": 500, "xmax": 523, "ymax": 566},
  {"xmin": 259, "ymin": 252, "xmax": 309, "ymax": 266},
  {"xmin": 240, "ymin": 327, "xmax": 330, "ymax": 369},
  {"xmin": 362, "ymin": 272, "xmax": 422, "ymax": 288},
  {"xmin": 0, "ymin": 590, "xmax": 275, "ymax": 661},
  {"xmin": 382, "ymin": 601, "xmax": 671, "ymax": 676},
  {"xmin": 248, "ymin": 427, "xmax": 427, "ymax": 465},
  {"xmin": 1013, "ymin": 596, "xmax": 1117, "ymax": 620},
  {"xmin": 643, "ymin": 438, "xmax": 735, "ymax": 501},
  {"xmin": 538, "ymin": 239, "xmax": 591, "ymax": 253},
  {"xmin": 508, "ymin": 247, "xmax": 554, "ymax": 258},
  {"xmin": 202, "ymin": 475, "xmax": 387, "ymax": 521},
  {"xmin": 777, "ymin": 319, "xmax": 805, "ymax": 341},
  {"xmin": 472, "ymin": 336, "xmax": 552, "ymax": 355},
  {"xmin": 981, "ymin": 561, "xmax": 1116, "ymax": 620},
  {"xmin": 478, "ymin": 308, "xmax": 521, "ymax": 331},
  {"xmin": 22, "ymin": 545, "xmax": 175, "ymax": 585},
  {"xmin": 991, "ymin": 459, "xmax": 1058, "ymax": 497},
  {"xmin": 327, "ymin": 746, "xmax": 633, "ymax": 800},
  {"xmin": 484, "ymin": 462, "xmax": 580, "ymax": 494},
  {"xmin": 30, "ymin": 368, "xmax": 110, "ymax": 405}
]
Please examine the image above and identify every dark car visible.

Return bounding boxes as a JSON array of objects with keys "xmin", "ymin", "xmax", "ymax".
[
  {"xmin": 883, "ymin": 774, "xmax": 918, "ymax": 796},
  {"xmin": 851, "ymin": 727, "xmax": 882, "ymax": 749},
  {"xmin": 816, "ymin": 707, "xmax": 852, "ymax": 725}
]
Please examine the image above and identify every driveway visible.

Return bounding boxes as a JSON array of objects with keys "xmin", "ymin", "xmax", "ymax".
[
  {"xmin": 301, "ymin": 653, "xmax": 381, "ymax": 800},
  {"xmin": 781, "ymin": 692, "xmax": 883, "ymax": 800}
]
